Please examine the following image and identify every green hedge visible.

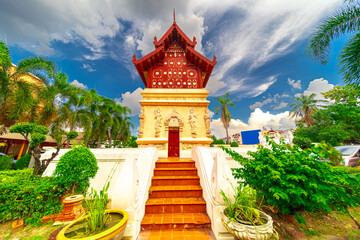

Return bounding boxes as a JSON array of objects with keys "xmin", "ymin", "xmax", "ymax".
[
  {"xmin": 0, "ymin": 169, "xmax": 63, "ymax": 225},
  {"xmin": 15, "ymin": 154, "xmax": 32, "ymax": 170},
  {"xmin": 0, "ymin": 155, "xmax": 13, "ymax": 171}
]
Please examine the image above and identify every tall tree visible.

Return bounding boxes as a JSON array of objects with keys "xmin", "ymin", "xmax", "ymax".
[
  {"xmin": 0, "ymin": 41, "xmax": 56, "ymax": 126},
  {"xmin": 289, "ymin": 93, "xmax": 318, "ymax": 126},
  {"xmin": 212, "ymin": 93, "xmax": 237, "ymax": 144},
  {"xmin": 307, "ymin": 0, "xmax": 360, "ymax": 84}
]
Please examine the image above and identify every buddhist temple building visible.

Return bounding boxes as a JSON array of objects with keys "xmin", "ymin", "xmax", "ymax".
[{"xmin": 133, "ymin": 13, "xmax": 216, "ymax": 157}]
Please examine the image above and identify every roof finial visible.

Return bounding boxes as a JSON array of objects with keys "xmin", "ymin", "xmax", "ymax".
[{"xmin": 173, "ymin": 8, "xmax": 176, "ymax": 24}]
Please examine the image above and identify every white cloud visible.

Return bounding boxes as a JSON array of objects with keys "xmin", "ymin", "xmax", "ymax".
[
  {"xmin": 70, "ymin": 79, "xmax": 88, "ymax": 90},
  {"xmin": 287, "ymin": 78, "xmax": 301, "ymax": 90},
  {"xmin": 250, "ymin": 98, "xmax": 273, "ymax": 110},
  {"xmin": 115, "ymin": 87, "xmax": 143, "ymax": 116},
  {"xmin": 303, "ymin": 78, "xmax": 334, "ymax": 100},
  {"xmin": 211, "ymin": 108, "xmax": 296, "ymax": 138},
  {"xmin": 0, "ymin": 0, "xmax": 340, "ymax": 95},
  {"xmin": 82, "ymin": 63, "xmax": 96, "ymax": 72},
  {"xmin": 273, "ymin": 101, "xmax": 288, "ymax": 110}
]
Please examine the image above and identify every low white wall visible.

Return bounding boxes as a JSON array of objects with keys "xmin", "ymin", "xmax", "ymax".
[
  {"xmin": 192, "ymin": 146, "xmax": 257, "ymax": 240},
  {"xmin": 42, "ymin": 147, "xmax": 158, "ymax": 240}
]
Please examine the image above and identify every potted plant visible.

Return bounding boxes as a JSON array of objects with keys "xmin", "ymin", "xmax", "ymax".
[
  {"xmin": 56, "ymin": 180, "xmax": 128, "ymax": 239},
  {"xmin": 54, "ymin": 145, "xmax": 99, "ymax": 222},
  {"xmin": 219, "ymin": 182, "xmax": 274, "ymax": 240}
]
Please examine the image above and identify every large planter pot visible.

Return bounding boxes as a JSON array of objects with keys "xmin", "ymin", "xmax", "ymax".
[
  {"xmin": 57, "ymin": 209, "xmax": 128, "ymax": 240},
  {"xmin": 220, "ymin": 208, "xmax": 274, "ymax": 240},
  {"xmin": 56, "ymin": 195, "xmax": 85, "ymax": 222}
]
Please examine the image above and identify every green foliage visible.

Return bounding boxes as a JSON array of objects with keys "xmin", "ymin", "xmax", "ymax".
[
  {"xmin": 84, "ymin": 183, "xmax": 110, "ymax": 235},
  {"xmin": 54, "ymin": 146, "xmax": 98, "ymax": 195},
  {"xmin": 293, "ymin": 137, "xmax": 313, "ymax": 149},
  {"xmin": 66, "ymin": 130, "xmax": 78, "ymax": 141},
  {"xmin": 315, "ymin": 142, "xmax": 344, "ymax": 166},
  {"xmin": 122, "ymin": 136, "xmax": 138, "ymax": 148},
  {"xmin": 230, "ymin": 142, "xmax": 239, "ymax": 147},
  {"xmin": 15, "ymin": 154, "xmax": 32, "ymax": 170},
  {"xmin": 0, "ymin": 169, "xmax": 62, "ymax": 225},
  {"xmin": 294, "ymin": 84, "xmax": 360, "ymax": 146},
  {"xmin": 9, "ymin": 122, "xmax": 49, "ymax": 147},
  {"xmin": 222, "ymin": 139, "xmax": 360, "ymax": 215},
  {"xmin": 210, "ymin": 135, "xmax": 226, "ymax": 146},
  {"xmin": 220, "ymin": 182, "xmax": 262, "ymax": 225},
  {"xmin": 0, "ymin": 155, "xmax": 13, "ymax": 171}
]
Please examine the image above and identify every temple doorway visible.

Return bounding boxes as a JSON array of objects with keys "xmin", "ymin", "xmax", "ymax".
[{"xmin": 168, "ymin": 127, "xmax": 179, "ymax": 157}]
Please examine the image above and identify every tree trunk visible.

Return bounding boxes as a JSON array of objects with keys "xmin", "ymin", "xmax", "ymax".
[
  {"xmin": 32, "ymin": 145, "xmax": 42, "ymax": 176},
  {"xmin": 106, "ymin": 130, "xmax": 112, "ymax": 147},
  {"xmin": 345, "ymin": 207, "xmax": 360, "ymax": 229},
  {"xmin": 97, "ymin": 135, "xmax": 101, "ymax": 148},
  {"xmin": 225, "ymin": 126, "xmax": 230, "ymax": 144},
  {"xmin": 40, "ymin": 146, "xmax": 61, "ymax": 176}
]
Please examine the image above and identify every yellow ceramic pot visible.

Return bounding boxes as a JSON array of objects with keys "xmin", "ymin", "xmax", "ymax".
[{"xmin": 57, "ymin": 209, "xmax": 128, "ymax": 240}]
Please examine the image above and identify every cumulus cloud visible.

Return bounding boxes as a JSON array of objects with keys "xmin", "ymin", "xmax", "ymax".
[
  {"xmin": 115, "ymin": 87, "xmax": 143, "ymax": 116},
  {"xmin": 287, "ymin": 78, "xmax": 301, "ymax": 90},
  {"xmin": 70, "ymin": 79, "xmax": 88, "ymax": 90},
  {"xmin": 211, "ymin": 108, "xmax": 295, "ymax": 138},
  {"xmin": 0, "ymin": 0, "xmax": 340, "ymax": 95}
]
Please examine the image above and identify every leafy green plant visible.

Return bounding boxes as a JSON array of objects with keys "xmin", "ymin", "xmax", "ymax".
[
  {"xmin": 0, "ymin": 155, "xmax": 13, "ymax": 171},
  {"xmin": 292, "ymin": 137, "xmax": 313, "ymax": 149},
  {"xmin": 15, "ymin": 154, "xmax": 32, "ymax": 170},
  {"xmin": 54, "ymin": 146, "xmax": 98, "ymax": 195},
  {"xmin": 83, "ymin": 183, "xmax": 110, "ymax": 235},
  {"xmin": 0, "ymin": 169, "xmax": 62, "ymax": 225},
  {"xmin": 230, "ymin": 142, "xmax": 239, "ymax": 147},
  {"xmin": 220, "ymin": 181, "xmax": 263, "ymax": 225},
  {"xmin": 222, "ymin": 138, "xmax": 360, "ymax": 215}
]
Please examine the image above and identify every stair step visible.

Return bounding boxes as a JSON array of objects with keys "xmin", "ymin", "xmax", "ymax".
[
  {"xmin": 152, "ymin": 176, "xmax": 200, "ymax": 186},
  {"xmin": 141, "ymin": 213, "xmax": 211, "ymax": 230},
  {"xmin": 146, "ymin": 198, "xmax": 206, "ymax": 213},
  {"xmin": 149, "ymin": 185, "xmax": 202, "ymax": 198},
  {"xmin": 154, "ymin": 168, "xmax": 198, "ymax": 176},
  {"xmin": 156, "ymin": 160, "xmax": 195, "ymax": 168}
]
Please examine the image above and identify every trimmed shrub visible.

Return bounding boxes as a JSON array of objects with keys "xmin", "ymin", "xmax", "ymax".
[
  {"xmin": 54, "ymin": 146, "xmax": 98, "ymax": 195},
  {"xmin": 0, "ymin": 169, "xmax": 62, "ymax": 225},
  {"xmin": 0, "ymin": 155, "xmax": 13, "ymax": 171},
  {"xmin": 15, "ymin": 154, "xmax": 32, "ymax": 170},
  {"xmin": 230, "ymin": 141, "xmax": 239, "ymax": 147},
  {"xmin": 222, "ymin": 139, "xmax": 360, "ymax": 214}
]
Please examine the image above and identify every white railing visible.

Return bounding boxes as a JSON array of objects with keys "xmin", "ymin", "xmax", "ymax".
[
  {"xmin": 41, "ymin": 147, "xmax": 158, "ymax": 240},
  {"xmin": 192, "ymin": 146, "xmax": 257, "ymax": 240}
]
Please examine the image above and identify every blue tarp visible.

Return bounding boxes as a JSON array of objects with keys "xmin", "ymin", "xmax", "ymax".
[{"xmin": 241, "ymin": 129, "xmax": 261, "ymax": 145}]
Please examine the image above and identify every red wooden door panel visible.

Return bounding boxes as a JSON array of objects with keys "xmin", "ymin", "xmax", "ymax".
[{"xmin": 168, "ymin": 128, "xmax": 179, "ymax": 157}]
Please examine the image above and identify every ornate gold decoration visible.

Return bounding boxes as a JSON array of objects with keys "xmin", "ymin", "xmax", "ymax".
[
  {"xmin": 204, "ymin": 109, "xmax": 211, "ymax": 138},
  {"xmin": 188, "ymin": 108, "xmax": 198, "ymax": 138},
  {"xmin": 154, "ymin": 108, "xmax": 163, "ymax": 138}
]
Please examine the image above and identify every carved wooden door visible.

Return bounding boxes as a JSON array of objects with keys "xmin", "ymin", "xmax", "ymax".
[{"xmin": 168, "ymin": 128, "xmax": 180, "ymax": 157}]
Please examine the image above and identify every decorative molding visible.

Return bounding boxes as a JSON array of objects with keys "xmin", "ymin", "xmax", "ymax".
[
  {"xmin": 204, "ymin": 109, "xmax": 211, "ymax": 138},
  {"xmin": 154, "ymin": 108, "xmax": 163, "ymax": 138},
  {"xmin": 188, "ymin": 108, "xmax": 198, "ymax": 138},
  {"xmin": 138, "ymin": 108, "xmax": 145, "ymax": 138},
  {"xmin": 182, "ymin": 143, "xmax": 209, "ymax": 150},
  {"xmin": 164, "ymin": 108, "xmax": 184, "ymax": 132}
]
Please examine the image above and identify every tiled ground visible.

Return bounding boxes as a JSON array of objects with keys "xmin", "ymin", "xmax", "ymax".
[{"xmin": 137, "ymin": 228, "xmax": 216, "ymax": 240}]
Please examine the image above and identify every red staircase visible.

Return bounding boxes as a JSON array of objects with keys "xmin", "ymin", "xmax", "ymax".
[{"xmin": 141, "ymin": 157, "xmax": 211, "ymax": 230}]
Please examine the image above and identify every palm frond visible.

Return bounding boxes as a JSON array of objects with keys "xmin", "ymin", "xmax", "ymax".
[
  {"xmin": 307, "ymin": 4, "xmax": 360, "ymax": 64},
  {"xmin": 339, "ymin": 31, "xmax": 360, "ymax": 84}
]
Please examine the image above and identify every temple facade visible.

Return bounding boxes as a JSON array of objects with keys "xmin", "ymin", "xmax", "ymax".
[{"xmin": 133, "ymin": 15, "xmax": 216, "ymax": 157}]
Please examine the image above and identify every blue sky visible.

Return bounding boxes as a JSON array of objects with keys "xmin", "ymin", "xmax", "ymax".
[{"xmin": 0, "ymin": 0, "xmax": 346, "ymax": 138}]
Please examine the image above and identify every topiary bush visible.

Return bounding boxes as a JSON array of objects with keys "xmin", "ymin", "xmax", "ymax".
[
  {"xmin": 0, "ymin": 155, "xmax": 13, "ymax": 171},
  {"xmin": 230, "ymin": 141, "xmax": 239, "ymax": 147},
  {"xmin": 54, "ymin": 146, "xmax": 98, "ymax": 195},
  {"xmin": 15, "ymin": 154, "xmax": 32, "ymax": 170},
  {"xmin": 0, "ymin": 169, "xmax": 63, "ymax": 225},
  {"xmin": 222, "ymin": 139, "xmax": 360, "ymax": 215}
]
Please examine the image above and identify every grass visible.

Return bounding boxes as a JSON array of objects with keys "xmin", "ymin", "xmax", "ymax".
[{"xmin": 0, "ymin": 221, "xmax": 63, "ymax": 240}]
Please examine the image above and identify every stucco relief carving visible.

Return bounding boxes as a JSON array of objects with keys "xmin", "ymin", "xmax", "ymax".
[
  {"xmin": 164, "ymin": 108, "xmax": 184, "ymax": 132},
  {"xmin": 154, "ymin": 108, "xmax": 163, "ymax": 138},
  {"xmin": 138, "ymin": 108, "xmax": 145, "ymax": 138},
  {"xmin": 138, "ymin": 144, "xmax": 166, "ymax": 150},
  {"xmin": 188, "ymin": 108, "xmax": 198, "ymax": 138},
  {"xmin": 182, "ymin": 143, "xmax": 208, "ymax": 150},
  {"xmin": 204, "ymin": 109, "xmax": 211, "ymax": 137}
]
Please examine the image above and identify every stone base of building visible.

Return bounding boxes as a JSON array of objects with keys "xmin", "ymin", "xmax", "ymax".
[{"xmin": 137, "ymin": 138, "xmax": 212, "ymax": 151}]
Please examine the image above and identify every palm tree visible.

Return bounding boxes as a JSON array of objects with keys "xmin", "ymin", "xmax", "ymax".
[
  {"xmin": 0, "ymin": 40, "xmax": 56, "ymax": 126},
  {"xmin": 307, "ymin": 0, "xmax": 360, "ymax": 84},
  {"xmin": 288, "ymin": 93, "xmax": 318, "ymax": 126},
  {"xmin": 212, "ymin": 93, "xmax": 237, "ymax": 144}
]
